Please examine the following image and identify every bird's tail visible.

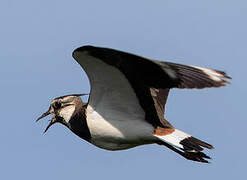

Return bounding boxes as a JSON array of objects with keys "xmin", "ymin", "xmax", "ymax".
[{"xmin": 154, "ymin": 128, "xmax": 214, "ymax": 163}]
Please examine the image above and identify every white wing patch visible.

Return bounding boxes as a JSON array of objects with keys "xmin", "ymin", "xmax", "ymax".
[
  {"xmin": 74, "ymin": 51, "xmax": 155, "ymax": 150},
  {"xmin": 191, "ymin": 66, "xmax": 225, "ymax": 82}
]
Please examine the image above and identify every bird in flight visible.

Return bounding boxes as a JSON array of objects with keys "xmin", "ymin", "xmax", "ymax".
[{"xmin": 37, "ymin": 45, "xmax": 231, "ymax": 163}]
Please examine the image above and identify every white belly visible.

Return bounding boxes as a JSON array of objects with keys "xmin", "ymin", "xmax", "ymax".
[{"xmin": 86, "ymin": 105, "xmax": 155, "ymax": 150}]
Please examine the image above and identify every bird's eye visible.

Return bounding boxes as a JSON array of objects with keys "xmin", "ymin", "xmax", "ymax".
[{"xmin": 53, "ymin": 101, "xmax": 62, "ymax": 109}]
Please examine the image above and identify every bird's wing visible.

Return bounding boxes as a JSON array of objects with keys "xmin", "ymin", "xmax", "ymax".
[
  {"xmin": 150, "ymin": 88, "xmax": 173, "ymax": 127},
  {"xmin": 72, "ymin": 46, "xmax": 230, "ymax": 128},
  {"xmin": 152, "ymin": 61, "xmax": 231, "ymax": 89}
]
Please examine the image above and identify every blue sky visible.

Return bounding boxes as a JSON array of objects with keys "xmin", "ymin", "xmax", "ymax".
[{"xmin": 0, "ymin": 0, "xmax": 245, "ymax": 179}]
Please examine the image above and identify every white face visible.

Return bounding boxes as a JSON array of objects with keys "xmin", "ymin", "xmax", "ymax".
[
  {"xmin": 57, "ymin": 105, "xmax": 76, "ymax": 123},
  {"xmin": 37, "ymin": 94, "xmax": 86, "ymax": 133},
  {"xmin": 50, "ymin": 96, "xmax": 77, "ymax": 123}
]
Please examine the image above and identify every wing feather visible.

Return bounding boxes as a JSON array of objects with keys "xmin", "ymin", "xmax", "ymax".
[{"xmin": 72, "ymin": 45, "xmax": 231, "ymax": 128}]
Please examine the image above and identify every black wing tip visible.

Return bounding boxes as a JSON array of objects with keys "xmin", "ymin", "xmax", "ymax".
[
  {"xmin": 200, "ymin": 68, "xmax": 232, "ymax": 87},
  {"xmin": 213, "ymin": 69, "xmax": 232, "ymax": 86},
  {"xmin": 73, "ymin": 45, "xmax": 118, "ymax": 54},
  {"xmin": 213, "ymin": 69, "xmax": 232, "ymax": 79},
  {"xmin": 72, "ymin": 45, "xmax": 121, "ymax": 60},
  {"xmin": 164, "ymin": 62, "xmax": 231, "ymax": 89},
  {"xmin": 73, "ymin": 45, "xmax": 94, "ymax": 52},
  {"xmin": 72, "ymin": 45, "xmax": 96, "ymax": 56}
]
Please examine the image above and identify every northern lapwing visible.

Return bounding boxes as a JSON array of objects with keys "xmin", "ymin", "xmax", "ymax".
[{"xmin": 37, "ymin": 45, "xmax": 231, "ymax": 163}]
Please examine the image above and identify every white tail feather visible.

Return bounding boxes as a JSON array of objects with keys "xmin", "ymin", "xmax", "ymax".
[{"xmin": 154, "ymin": 129, "xmax": 191, "ymax": 149}]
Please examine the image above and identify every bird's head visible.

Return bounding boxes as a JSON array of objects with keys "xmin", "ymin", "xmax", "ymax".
[{"xmin": 37, "ymin": 94, "xmax": 88, "ymax": 133}]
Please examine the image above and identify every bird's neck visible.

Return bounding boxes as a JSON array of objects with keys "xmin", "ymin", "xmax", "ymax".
[{"xmin": 68, "ymin": 104, "xmax": 91, "ymax": 142}]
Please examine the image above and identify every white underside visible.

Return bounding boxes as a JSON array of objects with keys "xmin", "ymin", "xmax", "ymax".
[
  {"xmin": 75, "ymin": 51, "xmax": 156, "ymax": 150},
  {"xmin": 86, "ymin": 105, "xmax": 155, "ymax": 150}
]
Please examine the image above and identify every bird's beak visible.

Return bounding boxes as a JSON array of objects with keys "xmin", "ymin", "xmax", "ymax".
[
  {"xmin": 36, "ymin": 109, "xmax": 51, "ymax": 122},
  {"xmin": 43, "ymin": 116, "xmax": 56, "ymax": 133},
  {"xmin": 36, "ymin": 107, "xmax": 57, "ymax": 133}
]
